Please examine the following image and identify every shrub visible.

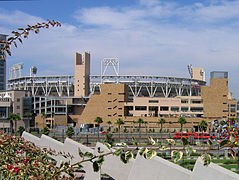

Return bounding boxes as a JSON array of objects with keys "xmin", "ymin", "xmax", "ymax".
[
  {"xmin": 41, "ymin": 127, "xmax": 50, "ymax": 135},
  {"xmin": 66, "ymin": 127, "xmax": 75, "ymax": 138},
  {"xmin": 0, "ymin": 131, "xmax": 74, "ymax": 179},
  {"xmin": 104, "ymin": 133, "xmax": 115, "ymax": 146},
  {"xmin": 17, "ymin": 126, "xmax": 25, "ymax": 136}
]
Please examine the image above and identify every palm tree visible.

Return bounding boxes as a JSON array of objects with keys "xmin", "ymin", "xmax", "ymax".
[
  {"xmin": 178, "ymin": 117, "xmax": 187, "ymax": 132},
  {"xmin": 157, "ymin": 118, "xmax": 166, "ymax": 133},
  {"xmin": 8, "ymin": 113, "xmax": 21, "ymax": 133},
  {"xmin": 134, "ymin": 118, "xmax": 145, "ymax": 137},
  {"xmin": 66, "ymin": 126, "xmax": 75, "ymax": 138},
  {"xmin": 94, "ymin": 117, "xmax": 103, "ymax": 142},
  {"xmin": 181, "ymin": 137, "xmax": 189, "ymax": 161},
  {"xmin": 143, "ymin": 121, "xmax": 148, "ymax": 135},
  {"xmin": 107, "ymin": 120, "xmax": 112, "ymax": 132},
  {"xmin": 116, "ymin": 118, "xmax": 125, "ymax": 142},
  {"xmin": 198, "ymin": 120, "xmax": 208, "ymax": 132}
]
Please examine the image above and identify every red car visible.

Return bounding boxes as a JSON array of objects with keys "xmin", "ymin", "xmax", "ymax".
[
  {"xmin": 101, "ymin": 131, "xmax": 109, "ymax": 134},
  {"xmin": 173, "ymin": 132, "xmax": 216, "ymax": 139}
]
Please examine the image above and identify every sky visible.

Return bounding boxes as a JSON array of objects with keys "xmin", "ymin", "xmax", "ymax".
[{"xmin": 1, "ymin": 0, "xmax": 239, "ymax": 99}]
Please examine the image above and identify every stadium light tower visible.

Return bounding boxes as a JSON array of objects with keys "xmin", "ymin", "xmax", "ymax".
[{"xmin": 101, "ymin": 58, "xmax": 120, "ymax": 83}]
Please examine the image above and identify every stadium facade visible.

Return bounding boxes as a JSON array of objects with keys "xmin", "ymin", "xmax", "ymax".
[{"xmin": 6, "ymin": 52, "xmax": 237, "ymax": 131}]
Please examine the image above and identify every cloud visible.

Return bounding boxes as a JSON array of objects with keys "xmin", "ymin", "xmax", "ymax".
[
  {"xmin": 194, "ymin": 1, "xmax": 239, "ymax": 22},
  {"xmin": 1, "ymin": 0, "xmax": 239, "ymax": 98},
  {"xmin": 0, "ymin": 9, "xmax": 43, "ymax": 27},
  {"xmin": 139, "ymin": 0, "xmax": 160, "ymax": 7},
  {"xmin": 73, "ymin": 7, "xmax": 146, "ymax": 29}
]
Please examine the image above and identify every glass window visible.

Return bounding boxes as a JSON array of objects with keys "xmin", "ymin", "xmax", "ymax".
[
  {"xmin": 149, "ymin": 106, "xmax": 158, "ymax": 111},
  {"xmin": 181, "ymin": 99, "xmax": 188, "ymax": 103},
  {"xmin": 160, "ymin": 106, "xmax": 169, "ymax": 111},
  {"xmin": 191, "ymin": 100, "xmax": 202, "ymax": 104},
  {"xmin": 181, "ymin": 107, "xmax": 188, "ymax": 112},
  {"xmin": 126, "ymin": 106, "xmax": 133, "ymax": 110},
  {"xmin": 135, "ymin": 106, "xmax": 147, "ymax": 111},
  {"xmin": 231, "ymin": 108, "xmax": 236, "ymax": 112},
  {"xmin": 190, "ymin": 107, "xmax": 203, "ymax": 112},
  {"xmin": 149, "ymin": 100, "xmax": 159, "ymax": 103},
  {"xmin": 171, "ymin": 106, "xmax": 179, "ymax": 112}
]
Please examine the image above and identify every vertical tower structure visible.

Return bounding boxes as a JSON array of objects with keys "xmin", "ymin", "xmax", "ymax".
[
  {"xmin": 74, "ymin": 51, "xmax": 90, "ymax": 97},
  {"xmin": 201, "ymin": 71, "xmax": 237, "ymax": 119},
  {"xmin": 192, "ymin": 67, "xmax": 205, "ymax": 81},
  {"xmin": 0, "ymin": 34, "xmax": 7, "ymax": 90}
]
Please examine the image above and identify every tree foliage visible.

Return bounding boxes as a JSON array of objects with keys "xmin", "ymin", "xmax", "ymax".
[
  {"xmin": 66, "ymin": 127, "xmax": 75, "ymax": 138},
  {"xmin": 157, "ymin": 118, "xmax": 166, "ymax": 132},
  {"xmin": 41, "ymin": 127, "xmax": 50, "ymax": 135},
  {"xmin": 17, "ymin": 126, "xmax": 25, "ymax": 136},
  {"xmin": 104, "ymin": 133, "xmax": 115, "ymax": 146},
  {"xmin": 8, "ymin": 113, "xmax": 21, "ymax": 133},
  {"xmin": 0, "ymin": 20, "xmax": 61, "ymax": 57},
  {"xmin": 94, "ymin": 117, "xmax": 103, "ymax": 141},
  {"xmin": 133, "ymin": 118, "xmax": 145, "ymax": 136},
  {"xmin": 199, "ymin": 120, "xmax": 208, "ymax": 132},
  {"xmin": 178, "ymin": 117, "xmax": 187, "ymax": 132},
  {"xmin": 116, "ymin": 118, "xmax": 125, "ymax": 142}
]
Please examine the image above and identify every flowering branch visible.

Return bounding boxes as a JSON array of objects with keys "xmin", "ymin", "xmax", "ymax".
[{"xmin": 0, "ymin": 20, "xmax": 61, "ymax": 57}]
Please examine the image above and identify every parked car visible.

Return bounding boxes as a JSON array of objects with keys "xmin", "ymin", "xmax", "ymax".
[{"xmin": 101, "ymin": 131, "xmax": 109, "ymax": 134}]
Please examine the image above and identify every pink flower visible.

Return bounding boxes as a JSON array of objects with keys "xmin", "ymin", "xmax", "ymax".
[
  {"xmin": 34, "ymin": 164, "xmax": 38, "ymax": 167},
  {"xmin": 16, "ymin": 150, "xmax": 21, "ymax": 154},
  {"xmin": 0, "ymin": 141, "xmax": 2, "ymax": 144},
  {"xmin": 7, "ymin": 164, "xmax": 13, "ymax": 170},
  {"xmin": 14, "ymin": 167, "xmax": 20, "ymax": 173},
  {"xmin": 24, "ymin": 158, "xmax": 30, "ymax": 163}
]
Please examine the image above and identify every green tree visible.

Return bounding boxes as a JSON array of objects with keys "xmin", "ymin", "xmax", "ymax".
[
  {"xmin": 8, "ymin": 113, "xmax": 21, "ymax": 133},
  {"xmin": 134, "ymin": 118, "xmax": 145, "ymax": 137},
  {"xmin": 181, "ymin": 137, "xmax": 189, "ymax": 161},
  {"xmin": 107, "ymin": 120, "xmax": 112, "ymax": 132},
  {"xmin": 116, "ymin": 118, "xmax": 125, "ymax": 142},
  {"xmin": 198, "ymin": 120, "xmax": 208, "ymax": 132},
  {"xmin": 178, "ymin": 117, "xmax": 187, "ymax": 132},
  {"xmin": 66, "ymin": 127, "xmax": 75, "ymax": 138},
  {"xmin": 94, "ymin": 117, "xmax": 103, "ymax": 142},
  {"xmin": 157, "ymin": 118, "xmax": 166, "ymax": 133},
  {"xmin": 0, "ymin": 20, "xmax": 61, "ymax": 57},
  {"xmin": 144, "ymin": 121, "xmax": 148, "ymax": 135},
  {"xmin": 17, "ymin": 126, "xmax": 25, "ymax": 136},
  {"xmin": 104, "ymin": 133, "xmax": 115, "ymax": 146},
  {"xmin": 41, "ymin": 126, "xmax": 50, "ymax": 135}
]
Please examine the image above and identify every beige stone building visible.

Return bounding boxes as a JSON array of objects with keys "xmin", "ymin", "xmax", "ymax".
[
  {"xmin": 75, "ymin": 74, "xmax": 237, "ymax": 131},
  {"xmin": 0, "ymin": 90, "xmax": 32, "ymax": 131},
  {"xmin": 7, "ymin": 52, "xmax": 237, "ymax": 131}
]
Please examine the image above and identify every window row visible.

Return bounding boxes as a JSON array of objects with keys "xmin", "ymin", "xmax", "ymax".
[
  {"xmin": 148, "ymin": 99, "xmax": 203, "ymax": 104},
  {"xmin": 132, "ymin": 106, "xmax": 203, "ymax": 112}
]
